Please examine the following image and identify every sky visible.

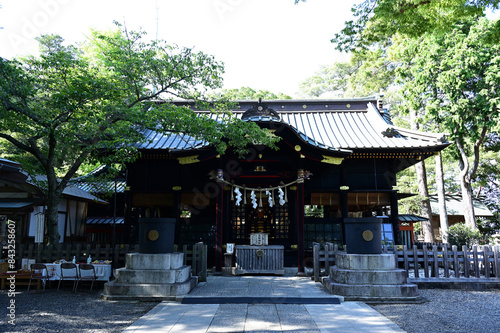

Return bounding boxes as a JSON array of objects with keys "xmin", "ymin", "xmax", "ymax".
[{"xmin": 0, "ymin": 0, "xmax": 359, "ymax": 98}]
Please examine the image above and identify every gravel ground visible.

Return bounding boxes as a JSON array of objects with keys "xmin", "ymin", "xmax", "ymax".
[
  {"xmin": 1, "ymin": 283, "xmax": 499, "ymax": 333},
  {"xmin": 369, "ymin": 289, "xmax": 500, "ymax": 333},
  {"xmin": 0, "ymin": 283, "xmax": 158, "ymax": 333}
]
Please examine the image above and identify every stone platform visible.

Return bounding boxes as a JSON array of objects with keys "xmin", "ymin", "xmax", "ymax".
[
  {"xmin": 322, "ymin": 253, "xmax": 424, "ymax": 303},
  {"xmin": 101, "ymin": 252, "xmax": 197, "ymax": 301}
]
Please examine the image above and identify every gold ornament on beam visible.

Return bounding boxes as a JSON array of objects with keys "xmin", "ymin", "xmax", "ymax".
[
  {"xmin": 178, "ymin": 155, "xmax": 200, "ymax": 165},
  {"xmin": 321, "ymin": 155, "xmax": 344, "ymax": 165}
]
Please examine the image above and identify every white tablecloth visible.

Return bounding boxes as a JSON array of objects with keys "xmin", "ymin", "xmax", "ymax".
[{"xmin": 44, "ymin": 263, "xmax": 112, "ymax": 281}]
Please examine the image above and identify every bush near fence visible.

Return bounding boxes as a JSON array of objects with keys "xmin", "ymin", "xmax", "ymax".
[
  {"xmin": 13, "ymin": 242, "xmax": 207, "ymax": 282},
  {"xmin": 312, "ymin": 242, "xmax": 500, "ymax": 287}
]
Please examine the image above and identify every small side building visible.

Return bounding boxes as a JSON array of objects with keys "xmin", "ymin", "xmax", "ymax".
[
  {"xmin": 429, "ymin": 193, "xmax": 495, "ymax": 242},
  {"xmin": 0, "ymin": 158, "xmax": 106, "ymax": 245}
]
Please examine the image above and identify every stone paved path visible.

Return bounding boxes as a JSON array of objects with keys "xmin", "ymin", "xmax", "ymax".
[{"xmin": 123, "ymin": 276, "xmax": 404, "ymax": 333}]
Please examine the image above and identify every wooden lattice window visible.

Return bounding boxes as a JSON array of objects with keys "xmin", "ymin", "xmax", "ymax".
[
  {"xmin": 231, "ymin": 205, "xmax": 246, "ymax": 239},
  {"xmin": 231, "ymin": 203, "xmax": 290, "ymax": 240},
  {"xmin": 273, "ymin": 204, "xmax": 289, "ymax": 239}
]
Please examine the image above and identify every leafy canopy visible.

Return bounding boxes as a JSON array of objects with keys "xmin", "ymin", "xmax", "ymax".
[
  {"xmin": 299, "ymin": 49, "xmax": 395, "ymax": 98},
  {"xmin": 296, "ymin": 0, "xmax": 500, "ymax": 51},
  {"xmin": 337, "ymin": 0, "xmax": 499, "ymax": 51},
  {"xmin": 391, "ymin": 18, "xmax": 500, "ymax": 148},
  {"xmin": 211, "ymin": 87, "xmax": 292, "ymax": 100}
]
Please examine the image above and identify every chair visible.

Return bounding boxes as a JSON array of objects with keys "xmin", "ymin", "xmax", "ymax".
[
  {"xmin": 58, "ymin": 263, "xmax": 78, "ymax": 291},
  {"xmin": 76, "ymin": 264, "xmax": 96, "ymax": 292},
  {"xmin": 28, "ymin": 263, "xmax": 49, "ymax": 291}
]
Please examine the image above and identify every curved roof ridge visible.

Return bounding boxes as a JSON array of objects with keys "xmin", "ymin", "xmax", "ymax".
[{"xmin": 136, "ymin": 99, "xmax": 450, "ymax": 152}]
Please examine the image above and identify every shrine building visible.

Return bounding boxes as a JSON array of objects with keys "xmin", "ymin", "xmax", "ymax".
[{"xmin": 123, "ymin": 98, "xmax": 449, "ymax": 272}]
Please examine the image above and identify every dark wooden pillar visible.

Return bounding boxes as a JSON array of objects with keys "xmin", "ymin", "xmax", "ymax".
[
  {"xmin": 340, "ymin": 189, "xmax": 348, "ymax": 245},
  {"xmin": 296, "ymin": 172, "xmax": 305, "ymax": 273},
  {"xmin": 215, "ymin": 180, "xmax": 224, "ymax": 272},
  {"xmin": 174, "ymin": 190, "xmax": 181, "ymax": 247},
  {"xmin": 390, "ymin": 191, "xmax": 400, "ymax": 245}
]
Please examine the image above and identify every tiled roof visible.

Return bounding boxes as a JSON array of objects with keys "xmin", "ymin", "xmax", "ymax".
[
  {"xmin": 399, "ymin": 214, "xmax": 428, "ymax": 222},
  {"xmin": 70, "ymin": 165, "xmax": 126, "ymax": 194},
  {"xmin": 429, "ymin": 194, "xmax": 493, "ymax": 217},
  {"xmin": 135, "ymin": 99, "xmax": 449, "ymax": 152},
  {"xmin": 74, "ymin": 180, "xmax": 126, "ymax": 194},
  {"xmin": 26, "ymin": 174, "xmax": 108, "ymax": 204}
]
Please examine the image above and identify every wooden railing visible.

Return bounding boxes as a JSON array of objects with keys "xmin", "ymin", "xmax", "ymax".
[
  {"xmin": 312, "ymin": 242, "xmax": 500, "ymax": 283},
  {"xmin": 312, "ymin": 242, "xmax": 342, "ymax": 282},
  {"xmin": 395, "ymin": 244, "xmax": 500, "ymax": 279},
  {"xmin": 175, "ymin": 242, "xmax": 207, "ymax": 282},
  {"xmin": 14, "ymin": 242, "xmax": 207, "ymax": 281}
]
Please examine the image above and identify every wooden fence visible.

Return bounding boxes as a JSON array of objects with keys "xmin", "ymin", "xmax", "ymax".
[
  {"xmin": 14, "ymin": 242, "xmax": 207, "ymax": 281},
  {"xmin": 312, "ymin": 242, "xmax": 500, "ymax": 283}
]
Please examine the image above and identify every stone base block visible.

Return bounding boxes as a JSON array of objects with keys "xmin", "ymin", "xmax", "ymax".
[
  {"xmin": 330, "ymin": 266, "xmax": 407, "ymax": 285},
  {"xmin": 101, "ymin": 277, "xmax": 198, "ymax": 301},
  {"xmin": 114, "ymin": 265, "xmax": 191, "ymax": 284},
  {"xmin": 125, "ymin": 252, "xmax": 183, "ymax": 270}
]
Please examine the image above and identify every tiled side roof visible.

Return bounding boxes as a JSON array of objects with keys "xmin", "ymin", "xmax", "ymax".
[
  {"xmin": 135, "ymin": 99, "xmax": 449, "ymax": 152},
  {"xmin": 86, "ymin": 217, "xmax": 124, "ymax": 225}
]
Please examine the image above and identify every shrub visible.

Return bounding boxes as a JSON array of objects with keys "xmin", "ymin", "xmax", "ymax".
[{"xmin": 446, "ymin": 223, "xmax": 482, "ymax": 248}]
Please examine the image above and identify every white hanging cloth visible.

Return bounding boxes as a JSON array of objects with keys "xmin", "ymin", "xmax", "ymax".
[
  {"xmin": 278, "ymin": 187, "xmax": 285, "ymax": 206},
  {"xmin": 250, "ymin": 190, "xmax": 258, "ymax": 209},
  {"xmin": 266, "ymin": 190, "xmax": 274, "ymax": 207},
  {"xmin": 234, "ymin": 187, "xmax": 242, "ymax": 206}
]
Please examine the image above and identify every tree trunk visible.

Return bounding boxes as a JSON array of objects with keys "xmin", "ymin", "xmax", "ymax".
[
  {"xmin": 45, "ymin": 166, "xmax": 64, "ymax": 245},
  {"xmin": 456, "ymin": 138, "xmax": 477, "ymax": 230},
  {"xmin": 411, "ymin": 110, "xmax": 434, "ymax": 242},
  {"xmin": 415, "ymin": 160, "xmax": 434, "ymax": 242},
  {"xmin": 435, "ymin": 151, "xmax": 449, "ymax": 242},
  {"xmin": 460, "ymin": 177, "xmax": 477, "ymax": 230},
  {"xmin": 46, "ymin": 192, "xmax": 61, "ymax": 245}
]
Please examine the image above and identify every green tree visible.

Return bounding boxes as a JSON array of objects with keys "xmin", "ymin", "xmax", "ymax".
[
  {"xmin": 299, "ymin": 49, "xmax": 395, "ymax": 98},
  {"xmin": 0, "ymin": 24, "xmax": 277, "ymax": 244},
  {"xmin": 325, "ymin": 0, "xmax": 500, "ymax": 51},
  {"xmin": 392, "ymin": 18, "xmax": 500, "ymax": 230},
  {"xmin": 299, "ymin": 62, "xmax": 357, "ymax": 97},
  {"xmin": 447, "ymin": 223, "xmax": 482, "ymax": 248},
  {"xmin": 217, "ymin": 87, "xmax": 292, "ymax": 100}
]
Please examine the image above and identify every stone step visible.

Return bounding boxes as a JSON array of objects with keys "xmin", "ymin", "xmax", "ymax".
[
  {"xmin": 178, "ymin": 296, "xmax": 342, "ymax": 304},
  {"xmin": 330, "ymin": 266, "xmax": 408, "ymax": 285},
  {"xmin": 101, "ymin": 276, "xmax": 198, "ymax": 301},
  {"xmin": 114, "ymin": 266, "xmax": 191, "ymax": 284},
  {"xmin": 322, "ymin": 277, "xmax": 419, "ymax": 299}
]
